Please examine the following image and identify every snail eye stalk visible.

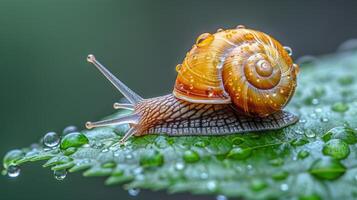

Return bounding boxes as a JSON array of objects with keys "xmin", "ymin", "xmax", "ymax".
[
  {"xmin": 87, "ymin": 54, "xmax": 143, "ymax": 105},
  {"xmin": 85, "ymin": 114, "xmax": 140, "ymax": 129},
  {"xmin": 119, "ymin": 127, "xmax": 136, "ymax": 144},
  {"xmin": 113, "ymin": 103, "xmax": 135, "ymax": 110}
]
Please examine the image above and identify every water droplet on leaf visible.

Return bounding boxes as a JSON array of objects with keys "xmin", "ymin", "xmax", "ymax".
[
  {"xmin": 216, "ymin": 195, "xmax": 227, "ymax": 200},
  {"xmin": 298, "ymin": 194, "xmax": 322, "ymax": 200},
  {"xmin": 43, "ymin": 132, "xmax": 60, "ymax": 148},
  {"xmin": 250, "ymin": 179, "xmax": 267, "ymax": 191},
  {"xmin": 128, "ymin": 188, "xmax": 140, "ymax": 196},
  {"xmin": 269, "ymin": 158, "xmax": 284, "ymax": 166},
  {"xmin": 183, "ymin": 150, "xmax": 200, "ymax": 163},
  {"xmin": 322, "ymin": 126, "xmax": 357, "ymax": 144},
  {"xmin": 280, "ymin": 183, "xmax": 289, "ymax": 191},
  {"xmin": 311, "ymin": 98, "xmax": 319, "ymax": 105},
  {"xmin": 175, "ymin": 162, "xmax": 185, "ymax": 170},
  {"xmin": 206, "ymin": 180, "xmax": 217, "ymax": 191},
  {"xmin": 227, "ymin": 147, "xmax": 252, "ymax": 160},
  {"xmin": 194, "ymin": 140, "xmax": 209, "ymax": 148},
  {"xmin": 60, "ymin": 132, "xmax": 89, "ymax": 150},
  {"xmin": 309, "ymin": 158, "xmax": 346, "ymax": 180},
  {"xmin": 291, "ymin": 138, "xmax": 309, "ymax": 146},
  {"xmin": 305, "ymin": 130, "xmax": 316, "ymax": 138},
  {"xmin": 298, "ymin": 150, "xmax": 310, "ymax": 159},
  {"xmin": 54, "ymin": 169, "xmax": 67, "ymax": 180},
  {"xmin": 140, "ymin": 150, "xmax": 164, "ymax": 167},
  {"xmin": 272, "ymin": 171, "xmax": 289, "ymax": 181},
  {"xmin": 322, "ymin": 139, "xmax": 350, "ymax": 160},
  {"xmin": 232, "ymin": 137, "xmax": 245, "ymax": 145},
  {"xmin": 7, "ymin": 165, "xmax": 20, "ymax": 178},
  {"xmin": 331, "ymin": 102, "xmax": 349, "ymax": 113},
  {"xmin": 63, "ymin": 125, "xmax": 78, "ymax": 135},
  {"xmin": 338, "ymin": 75, "xmax": 354, "ymax": 85},
  {"xmin": 3, "ymin": 149, "xmax": 24, "ymax": 168}
]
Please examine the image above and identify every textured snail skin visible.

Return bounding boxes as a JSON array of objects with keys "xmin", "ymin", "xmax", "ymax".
[
  {"xmin": 174, "ymin": 28, "xmax": 299, "ymax": 116},
  {"xmin": 132, "ymin": 94, "xmax": 298, "ymax": 136},
  {"xmin": 85, "ymin": 27, "xmax": 299, "ymax": 143}
]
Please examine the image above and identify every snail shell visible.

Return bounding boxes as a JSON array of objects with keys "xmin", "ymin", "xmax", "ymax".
[{"xmin": 173, "ymin": 27, "xmax": 299, "ymax": 116}]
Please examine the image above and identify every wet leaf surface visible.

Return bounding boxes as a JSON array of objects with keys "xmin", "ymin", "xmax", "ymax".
[{"xmin": 3, "ymin": 51, "xmax": 357, "ymax": 200}]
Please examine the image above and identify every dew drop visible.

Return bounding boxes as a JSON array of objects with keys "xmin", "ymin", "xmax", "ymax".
[
  {"xmin": 298, "ymin": 194, "xmax": 322, "ymax": 200},
  {"xmin": 305, "ymin": 130, "xmax": 316, "ymax": 138},
  {"xmin": 60, "ymin": 132, "xmax": 89, "ymax": 150},
  {"xmin": 272, "ymin": 171, "xmax": 289, "ymax": 181},
  {"xmin": 322, "ymin": 139, "xmax": 350, "ymax": 160},
  {"xmin": 216, "ymin": 28, "xmax": 224, "ymax": 33},
  {"xmin": 206, "ymin": 180, "xmax": 217, "ymax": 191},
  {"xmin": 283, "ymin": 46, "xmax": 293, "ymax": 56},
  {"xmin": 63, "ymin": 125, "xmax": 78, "ymax": 135},
  {"xmin": 311, "ymin": 98, "xmax": 319, "ymax": 105},
  {"xmin": 175, "ymin": 162, "xmax": 185, "ymax": 170},
  {"xmin": 291, "ymin": 138, "xmax": 309, "ymax": 146},
  {"xmin": 227, "ymin": 147, "xmax": 252, "ymax": 160},
  {"xmin": 196, "ymin": 33, "xmax": 214, "ymax": 47},
  {"xmin": 128, "ymin": 188, "xmax": 140, "ymax": 196},
  {"xmin": 309, "ymin": 158, "xmax": 346, "ymax": 180},
  {"xmin": 139, "ymin": 150, "xmax": 164, "ymax": 167},
  {"xmin": 294, "ymin": 129, "xmax": 304, "ymax": 135},
  {"xmin": 7, "ymin": 165, "xmax": 20, "ymax": 178},
  {"xmin": 183, "ymin": 150, "xmax": 200, "ymax": 163},
  {"xmin": 194, "ymin": 140, "xmax": 209, "ymax": 147},
  {"xmin": 269, "ymin": 158, "xmax": 284, "ymax": 166},
  {"xmin": 189, "ymin": 168, "xmax": 202, "ymax": 178},
  {"xmin": 321, "ymin": 117, "xmax": 329, "ymax": 123},
  {"xmin": 3, "ymin": 149, "xmax": 24, "ymax": 168},
  {"xmin": 216, "ymin": 195, "xmax": 228, "ymax": 200},
  {"xmin": 232, "ymin": 137, "xmax": 245, "ymax": 145},
  {"xmin": 207, "ymin": 88, "xmax": 214, "ymax": 97},
  {"xmin": 322, "ymin": 126, "xmax": 357, "ymax": 144},
  {"xmin": 43, "ymin": 132, "xmax": 60, "ymax": 148},
  {"xmin": 298, "ymin": 150, "xmax": 310, "ymax": 159},
  {"xmin": 175, "ymin": 64, "xmax": 182, "ymax": 72},
  {"xmin": 54, "ymin": 169, "xmax": 67, "ymax": 181},
  {"xmin": 236, "ymin": 25, "xmax": 246, "ymax": 29},
  {"xmin": 280, "ymin": 183, "xmax": 289, "ymax": 191},
  {"xmin": 250, "ymin": 179, "xmax": 267, "ymax": 191},
  {"xmin": 331, "ymin": 102, "xmax": 349, "ymax": 113},
  {"xmin": 338, "ymin": 75, "xmax": 354, "ymax": 85},
  {"xmin": 315, "ymin": 108, "xmax": 322, "ymax": 113}
]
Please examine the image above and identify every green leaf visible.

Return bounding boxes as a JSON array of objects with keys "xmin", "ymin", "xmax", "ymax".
[{"xmin": 3, "ymin": 51, "xmax": 357, "ymax": 199}]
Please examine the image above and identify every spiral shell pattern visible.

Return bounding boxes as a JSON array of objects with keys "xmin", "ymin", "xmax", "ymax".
[{"xmin": 173, "ymin": 26, "xmax": 299, "ymax": 116}]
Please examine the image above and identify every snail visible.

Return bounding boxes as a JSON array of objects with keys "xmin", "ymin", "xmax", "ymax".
[{"xmin": 85, "ymin": 25, "xmax": 299, "ymax": 144}]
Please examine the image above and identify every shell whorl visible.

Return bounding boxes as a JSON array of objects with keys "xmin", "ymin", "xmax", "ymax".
[{"xmin": 173, "ymin": 27, "xmax": 299, "ymax": 116}]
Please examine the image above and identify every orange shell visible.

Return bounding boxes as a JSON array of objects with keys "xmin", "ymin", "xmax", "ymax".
[{"xmin": 173, "ymin": 27, "xmax": 299, "ymax": 116}]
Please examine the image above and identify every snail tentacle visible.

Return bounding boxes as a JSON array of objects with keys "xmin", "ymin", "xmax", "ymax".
[
  {"xmin": 113, "ymin": 103, "xmax": 135, "ymax": 110},
  {"xmin": 85, "ymin": 113, "xmax": 140, "ymax": 129},
  {"xmin": 119, "ymin": 127, "xmax": 136, "ymax": 144},
  {"xmin": 87, "ymin": 54, "xmax": 143, "ymax": 104}
]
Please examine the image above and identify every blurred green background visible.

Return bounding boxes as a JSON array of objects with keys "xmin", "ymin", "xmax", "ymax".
[{"xmin": 1, "ymin": 0, "xmax": 357, "ymax": 199}]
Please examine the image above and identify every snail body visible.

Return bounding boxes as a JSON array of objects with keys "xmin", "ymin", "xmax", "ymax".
[{"xmin": 85, "ymin": 26, "xmax": 299, "ymax": 143}]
